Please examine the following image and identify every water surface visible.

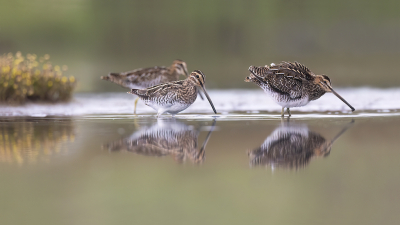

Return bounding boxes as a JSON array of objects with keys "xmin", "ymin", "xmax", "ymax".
[
  {"xmin": 1, "ymin": 114, "xmax": 400, "ymax": 225},
  {"xmin": 1, "ymin": 88, "xmax": 399, "ymax": 116}
]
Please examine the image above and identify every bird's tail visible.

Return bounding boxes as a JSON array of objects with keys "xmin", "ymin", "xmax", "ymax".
[
  {"xmin": 127, "ymin": 89, "xmax": 139, "ymax": 95},
  {"xmin": 245, "ymin": 66, "xmax": 264, "ymax": 83},
  {"xmin": 100, "ymin": 76, "xmax": 110, "ymax": 80},
  {"xmin": 244, "ymin": 75, "xmax": 254, "ymax": 82},
  {"xmin": 100, "ymin": 73, "xmax": 121, "ymax": 81}
]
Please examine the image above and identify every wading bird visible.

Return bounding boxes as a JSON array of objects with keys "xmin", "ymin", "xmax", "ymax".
[
  {"xmin": 101, "ymin": 60, "xmax": 189, "ymax": 113},
  {"xmin": 128, "ymin": 70, "xmax": 217, "ymax": 117},
  {"xmin": 245, "ymin": 61, "xmax": 355, "ymax": 117}
]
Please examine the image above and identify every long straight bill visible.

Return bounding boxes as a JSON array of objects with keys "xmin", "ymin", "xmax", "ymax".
[
  {"xmin": 329, "ymin": 87, "xmax": 355, "ymax": 111},
  {"xmin": 200, "ymin": 85, "xmax": 217, "ymax": 114}
]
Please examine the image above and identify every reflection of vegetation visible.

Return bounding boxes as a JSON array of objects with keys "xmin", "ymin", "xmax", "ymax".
[
  {"xmin": 104, "ymin": 120, "xmax": 215, "ymax": 164},
  {"xmin": 0, "ymin": 119, "xmax": 75, "ymax": 164},
  {"xmin": 0, "ymin": 52, "xmax": 76, "ymax": 104},
  {"xmin": 248, "ymin": 121, "xmax": 353, "ymax": 170}
]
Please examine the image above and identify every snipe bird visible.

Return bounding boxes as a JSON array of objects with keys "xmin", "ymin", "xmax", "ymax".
[
  {"xmin": 128, "ymin": 70, "xmax": 217, "ymax": 117},
  {"xmin": 101, "ymin": 60, "xmax": 189, "ymax": 113},
  {"xmin": 245, "ymin": 61, "xmax": 355, "ymax": 117}
]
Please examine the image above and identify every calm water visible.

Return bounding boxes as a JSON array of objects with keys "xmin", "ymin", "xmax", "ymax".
[
  {"xmin": 1, "ymin": 88, "xmax": 400, "ymax": 116},
  {"xmin": 1, "ymin": 113, "xmax": 400, "ymax": 225}
]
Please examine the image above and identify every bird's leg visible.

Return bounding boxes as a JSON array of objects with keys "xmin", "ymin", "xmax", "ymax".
[
  {"xmin": 133, "ymin": 97, "xmax": 139, "ymax": 114},
  {"xmin": 156, "ymin": 109, "xmax": 165, "ymax": 118},
  {"xmin": 286, "ymin": 108, "xmax": 291, "ymax": 117},
  {"xmin": 281, "ymin": 107, "xmax": 285, "ymax": 117}
]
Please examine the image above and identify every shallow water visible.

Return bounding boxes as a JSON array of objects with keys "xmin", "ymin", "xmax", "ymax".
[
  {"xmin": 1, "ymin": 88, "xmax": 400, "ymax": 116},
  {"xmin": 1, "ymin": 112, "xmax": 400, "ymax": 225}
]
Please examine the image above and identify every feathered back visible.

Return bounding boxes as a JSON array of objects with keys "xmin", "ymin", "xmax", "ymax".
[
  {"xmin": 246, "ymin": 61, "xmax": 328, "ymax": 102},
  {"xmin": 249, "ymin": 61, "xmax": 314, "ymax": 81}
]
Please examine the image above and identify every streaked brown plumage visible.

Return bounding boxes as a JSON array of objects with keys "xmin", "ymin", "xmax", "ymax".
[
  {"xmin": 101, "ymin": 60, "xmax": 189, "ymax": 113},
  {"xmin": 128, "ymin": 70, "xmax": 217, "ymax": 117},
  {"xmin": 103, "ymin": 120, "xmax": 216, "ymax": 164},
  {"xmin": 101, "ymin": 59, "xmax": 188, "ymax": 89},
  {"xmin": 245, "ymin": 61, "xmax": 355, "ymax": 117},
  {"xmin": 248, "ymin": 120, "xmax": 353, "ymax": 170}
]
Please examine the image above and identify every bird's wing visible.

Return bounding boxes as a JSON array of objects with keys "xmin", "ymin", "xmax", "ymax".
[
  {"xmin": 249, "ymin": 65, "xmax": 304, "ymax": 99},
  {"xmin": 134, "ymin": 80, "xmax": 185, "ymax": 99},
  {"xmin": 273, "ymin": 61, "xmax": 314, "ymax": 81},
  {"xmin": 120, "ymin": 66, "xmax": 170, "ymax": 82}
]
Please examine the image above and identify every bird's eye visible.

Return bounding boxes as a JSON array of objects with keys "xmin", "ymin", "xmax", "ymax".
[{"xmin": 196, "ymin": 75, "xmax": 199, "ymax": 78}]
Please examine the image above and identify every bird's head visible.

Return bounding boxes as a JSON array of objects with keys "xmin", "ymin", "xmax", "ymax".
[
  {"xmin": 315, "ymin": 74, "xmax": 333, "ymax": 92},
  {"xmin": 189, "ymin": 70, "xmax": 206, "ymax": 87},
  {"xmin": 172, "ymin": 59, "xmax": 188, "ymax": 77},
  {"xmin": 189, "ymin": 70, "xmax": 217, "ymax": 114},
  {"xmin": 315, "ymin": 74, "xmax": 355, "ymax": 111}
]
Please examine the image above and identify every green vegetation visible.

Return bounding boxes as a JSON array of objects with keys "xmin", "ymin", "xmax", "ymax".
[{"xmin": 0, "ymin": 52, "xmax": 76, "ymax": 104}]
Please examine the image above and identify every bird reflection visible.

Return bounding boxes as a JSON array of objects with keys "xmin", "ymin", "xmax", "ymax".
[
  {"xmin": 104, "ymin": 119, "xmax": 216, "ymax": 163},
  {"xmin": 248, "ymin": 120, "xmax": 354, "ymax": 170}
]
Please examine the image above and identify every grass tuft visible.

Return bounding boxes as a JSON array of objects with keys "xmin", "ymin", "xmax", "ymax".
[{"xmin": 0, "ymin": 52, "xmax": 77, "ymax": 104}]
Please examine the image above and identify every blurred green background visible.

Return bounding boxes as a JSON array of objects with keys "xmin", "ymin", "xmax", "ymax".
[{"xmin": 1, "ymin": 0, "xmax": 400, "ymax": 92}]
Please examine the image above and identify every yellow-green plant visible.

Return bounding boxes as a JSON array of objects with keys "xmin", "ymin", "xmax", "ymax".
[{"xmin": 0, "ymin": 52, "xmax": 76, "ymax": 103}]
